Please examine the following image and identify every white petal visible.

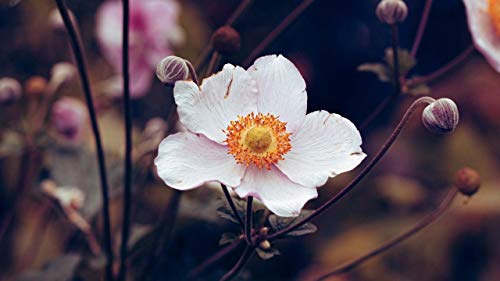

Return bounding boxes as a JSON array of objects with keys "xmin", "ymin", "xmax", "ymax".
[
  {"xmin": 277, "ymin": 111, "xmax": 366, "ymax": 188},
  {"xmin": 248, "ymin": 55, "xmax": 307, "ymax": 132},
  {"xmin": 233, "ymin": 166, "xmax": 317, "ymax": 217},
  {"xmin": 174, "ymin": 64, "xmax": 258, "ymax": 144},
  {"xmin": 463, "ymin": 0, "xmax": 500, "ymax": 72},
  {"xmin": 154, "ymin": 132, "xmax": 245, "ymax": 190}
]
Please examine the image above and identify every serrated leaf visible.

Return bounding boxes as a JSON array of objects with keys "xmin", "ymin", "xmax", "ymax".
[
  {"xmin": 255, "ymin": 247, "xmax": 280, "ymax": 260},
  {"xmin": 219, "ymin": 232, "xmax": 237, "ymax": 245},
  {"xmin": 268, "ymin": 210, "xmax": 317, "ymax": 237},
  {"xmin": 385, "ymin": 48, "xmax": 416, "ymax": 76},
  {"xmin": 358, "ymin": 63, "xmax": 391, "ymax": 82}
]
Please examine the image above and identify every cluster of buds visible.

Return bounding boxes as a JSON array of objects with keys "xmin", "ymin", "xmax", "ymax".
[{"xmin": 376, "ymin": 0, "xmax": 408, "ymax": 25}]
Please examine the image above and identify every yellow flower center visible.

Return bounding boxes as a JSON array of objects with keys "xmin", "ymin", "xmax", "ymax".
[
  {"xmin": 489, "ymin": 0, "xmax": 500, "ymax": 34},
  {"xmin": 225, "ymin": 113, "xmax": 292, "ymax": 170}
]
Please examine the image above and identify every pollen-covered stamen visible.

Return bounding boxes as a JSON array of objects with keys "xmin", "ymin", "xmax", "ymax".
[
  {"xmin": 225, "ymin": 113, "xmax": 292, "ymax": 170},
  {"xmin": 489, "ymin": 0, "xmax": 500, "ymax": 34}
]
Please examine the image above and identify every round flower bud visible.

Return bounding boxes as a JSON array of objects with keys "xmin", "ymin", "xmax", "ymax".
[
  {"xmin": 25, "ymin": 76, "xmax": 48, "ymax": 96},
  {"xmin": 51, "ymin": 62, "xmax": 76, "ymax": 85},
  {"xmin": 454, "ymin": 167, "xmax": 480, "ymax": 197},
  {"xmin": 156, "ymin": 56, "xmax": 189, "ymax": 86},
  {"xmin": 259, "ymin": 240, "xmax": 271, "ymax": 250},
  {"xmin": 51, "ymin": 97, "xmax": 88, "ymax": 142},
  {"xmin": 212, "ymin": 26, "xmax": 241, "ymax": 55},
  {"xmin": 422, "ymin": 98, "xmax": 459, "ymax": 134},
  {"xmin": 376, "ymin": 0, "xmax": 408, "ymax": 25},
  {"xmin": 0, "ymin": 77, "xmax": 22, "ymax": 105}
]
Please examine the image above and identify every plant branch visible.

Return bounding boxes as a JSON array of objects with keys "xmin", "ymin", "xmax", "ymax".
[
  {"xmin": 221, "ymin": 184, "xmax": 245, "ymax": 229},
  {"xmin": 53, "ymin": 1, "xmax": 114, "ymax": 280},
  {"xmin": 315, "ymin": 188, "xmax": 458, "ymax": 280},
  {"xmin": 411, "ymin": 0, "xmax": 433, "ymax": 58},
  {"xmin": 245, "ymin": 196, "xmax": 254, "ymax": 245},
  {"xmin": 268, "ymin": 96, "xmax": 436, "ymax": 240},
  {"xmin": 219, "ymin": 246, "xmax": 254, "ymax": 281}
]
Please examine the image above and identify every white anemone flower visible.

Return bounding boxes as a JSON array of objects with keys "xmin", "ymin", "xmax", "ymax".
[
  {"xmin": 463, "ymin": 0, "xmax": 500, "ymax": 71},
  {"xmin": 155, "ymin": 55, "xmax": 366, "ymax": 217}
]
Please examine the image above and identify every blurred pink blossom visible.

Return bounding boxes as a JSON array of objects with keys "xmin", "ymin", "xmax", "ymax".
[
  {"xmin": 51, "ymin": 97, "xmax": 88, "ymax": 142},
  {"xmin": 96, "ymin": 0, "xmax": 182, "ymax": 98}
]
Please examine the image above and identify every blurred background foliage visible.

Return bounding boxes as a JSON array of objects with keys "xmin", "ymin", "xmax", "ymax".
[{"xmin": 0, "ymin": 0, "xmax": 499, "ymax": 280}]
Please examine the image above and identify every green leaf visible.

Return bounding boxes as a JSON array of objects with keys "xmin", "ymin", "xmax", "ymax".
[
  {"xmin": 219, "ymin": 232, "xmax": 238, "ymax": 245},
  {"xmin": 385, "ymin": 48, "xmax": 416, "ymax": 76},
  {"xmin": 255, "ymin": 247, "xmax": 280, "ymax": 260},
  {"xmin": 358, "ymin": 63, "xmax": 391, "ymax": 82},
  {"xmin": 268, "ymin": 210, "xmax": 318, "ymax": 237}
]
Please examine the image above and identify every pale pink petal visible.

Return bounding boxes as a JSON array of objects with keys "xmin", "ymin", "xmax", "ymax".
[
  {"xmin": 130, "ymin": 60, "xmax": 153, "ymax": 98},
  {"xmin": 277, "ymin": 111, "xmax": 366, "ymax": 188},
  {"xmin": 154, "ymin": 132, "xmax": 246, "ymax": 190},
  {"xmin": 247, "ymin": 55, "xmax": 307, "ymax": 132},
  {"xmin": 174, "ymin": 64, "xmax": 258, "ymax": 144},
  {"xmin": 233, "ymin": 166, "xmax": 317, "ymax": 217},
  {"xmin": 96, "ymin": 1, "xmax": 123, "ymax": 68},
  {"xmin": 463, "ymin": 0, "xmax": 500, "ymax": 72}
]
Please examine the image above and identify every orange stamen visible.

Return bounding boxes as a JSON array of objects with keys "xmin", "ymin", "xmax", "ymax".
[
  {"xmin": 224, "ymin": 113, "xmax": 292, "ymax": 170},
  {"xmin": 489, "ymin": 0, "xmax": 500, "ymax": 35}
]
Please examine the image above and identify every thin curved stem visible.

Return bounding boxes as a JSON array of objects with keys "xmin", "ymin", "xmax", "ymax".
[
  {"xmin": 185, "ymin": 60, "xmax": 200, "ymax": 85},
  {"xmin": 316, "ymin": 188, "xmax": 458, "ymax": 281},
  {"xmin": 268, "ymin": 96, "xmax": 436, "ymax": 240},
  {"xmin": 411, "ymin": 0, "xmax": 433, "ymax": 58},
  {"xmin": 118, "ymin": 0, "xmax": 133, "ymax": 279},
  {"xmin": 242, "ymin": 0, "xmax": 316, "ymax": 67},
  {"xmin": 219, "ymin": 246, "xmax": 254, "ymax": 281},
  {"xmin": 53, "ymin": 1, "xmax": 114, "ymax": 280},
  {"xmin": 221, "ymin": 184, "xmax": 245, "ymax": 229},
  {"xmin": 407, "ymin": 45, "xmax": 475, "ymax": 86},
  {"xmin": 186, "ymin": 239, "xmax": 244, "ymax": 280},
  {"xmin": 245, "ymin": 197, "xmax": 254, "ymax": 245},
  {"xmin": 194, "ymin": 0, "xmax": 254, "ymax": 69}
]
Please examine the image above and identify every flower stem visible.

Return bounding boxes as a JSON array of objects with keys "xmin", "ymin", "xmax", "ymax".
[
  {"xmin": 53, "ymin": 1, "xmax": 114, "ymax": 280},
  {"xmin": 186, "ymin": 239, "xmax": 244, "ymax": 280},
  {"xmin": 219, "ymin": 246, "xmax": 254, "ymax": 281},
  {"xmin": 245, "ymin": 196, "xmax": 254, "ymax": 245},
  {"xmin": 360, "ymin": 23, "xmax": 401, "ymax": 130},
  {"xmin": 242, "ymin": 0, "xmax": 316, "ymax": 67},
  {"xmin": 411, "ymin": 0, "xmax": 433, "ymax": 58},
  {"xmin": 221, "ymin": 184, "xmax": 245, "ymax": 229},
  {"xmin": 118, "ymin": 0, "xmax": 133, "ymax": 279},
  {"xmin": 268, "ymin": 96, "xmax": 436, "ymax": 240},
  {"xmin": 185, "ymin": 60, "xmax": 200, "ymax": 85},
  {"xmin": 407, "ymin": 45, "xmax": 475, "ymax": 86},
  {"xmin": 315, "ymin": 188, "xmax": 458, "ymax": 280}
]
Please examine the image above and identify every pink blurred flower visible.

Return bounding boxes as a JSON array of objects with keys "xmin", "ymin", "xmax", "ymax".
[
  {"xmin": 155, "ymin": 55, "xmax": 366, "ymax": 217},
  {"xmin": 463, "ymin": 0, "xmax": 500, "ymax": 72},
  {"xmin": 96, "ymin": 0, "xmax": 182, "ymax": 98},
  {"xmin": 52, "ymin": 97, "xmax": 87, "ymax": 142}
]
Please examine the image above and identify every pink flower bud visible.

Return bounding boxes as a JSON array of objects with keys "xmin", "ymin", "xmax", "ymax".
[
  {"xmin": 376, "ymin": 0, "xmax": 408, "ymax": 25},
  {"xmin": 51, "ymin": 62, "xmax": 77, "ymax": 85},
  {"xmin": 422, "ymin": 98, "xmax": 459, "ymax": 134},
  {"xmin": 51, "ymin": 97, "xmax": 88, "ymax": 142},
  {"xmin": 0, "ymin": 77, "xmax": 22, "ymax": 105},
  {"xmin": 454, "ymin": 167, "xmax": 480, "ymax": 197},
  {"xmin": 156, "ymin": 56, "xmax": 189, "ymax": 86}
]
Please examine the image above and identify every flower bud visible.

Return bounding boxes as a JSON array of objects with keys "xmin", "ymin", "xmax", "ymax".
[
  {"xmin": 259, "ymin": 227, "xmax": 269, "ymax": 237},
  {"xmin": 454, "ymin": 167, "xmax": 480, "ymax": 196},
  {"xmin": 212, "ymin": 26, "xmax": 241, "ymax": 55},
  {"xmin": 156, "ymin": 56, "xmax": 189, "ymax": 86},
  {"xmin": 0, "ymin": 77, "xmax": 22, "ymax": 105},
  {"xmin": 51, "ymin": 62, "xmax": 76, "ymax": 85},
  {"xmin": 376, "ymin": 0, "xmax": 408, "ymax": 25},
  {"xmin": 25, "ymin": 76, "xmax": 48, "ymax": 96},
  {"xmin": 259, "ymin": 240, "xmax": 271, "ymax": 250},
  {"xmin": 422, "ymin": 98, "xmax": 459, "ymax": 134},
  {"xmin": 51, "ymin": 97, "xmax": 88, "ymax": 142}
]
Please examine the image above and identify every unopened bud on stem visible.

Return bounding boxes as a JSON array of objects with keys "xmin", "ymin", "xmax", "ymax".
[
  {"xmin": 376, "ymin": 0, "xmax": 408, "ymax": 25},
  {"xmin": 0, "ymin": 77, "xmax": 22, "ymax": 105},
  {"xmin": 156, "ymin": 56, "xmax": 189, "ymax": 86},
  {"xmin": 212, "ymin": 26, "xmax": 241, "ymax": 55},
  {"xmin": 51, "ymin": 62, "xmax": 76, "ymax": 85},
  {"xmin": 422, "ymin": 98, "xmax": 459, "ymax": 134},
  {"xmin": 454, "ymin": 167, "xmax": 480, "ymax": 196},
  {"xmin": 25, "ymin": 76, "xmax": 48, "ymax": 97}
]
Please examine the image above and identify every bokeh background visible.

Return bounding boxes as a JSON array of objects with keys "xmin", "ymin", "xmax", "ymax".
[{"xmin": 0, "ymin": 0, "xmax": 499, "ymax": 280}]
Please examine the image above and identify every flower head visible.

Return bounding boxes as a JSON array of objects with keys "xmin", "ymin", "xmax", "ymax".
[
  {"xmin": 51, "ymin": 97, "xmax": 88, "ymax": 142},
  {"xmin": 463, "ymin": 0, "xmax": 500, "ymax": 72},
  {"xmin": 155, "ymin": 55, "xmax": 366, "ymax": 217},
  {"xmin": 96, "ymin": 0, "xmax": 182, "ymax": 98}
]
